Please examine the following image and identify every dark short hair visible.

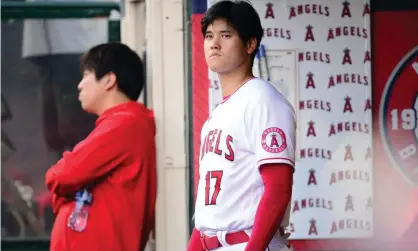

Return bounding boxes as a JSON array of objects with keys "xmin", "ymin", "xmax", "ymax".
[
  {"xmin": 201, "ymin": 0, "xmax": 263, "ymax": 62},
  {"xmin": 80, "ymin": 42, "xmax": 144, "ymax": 101}
]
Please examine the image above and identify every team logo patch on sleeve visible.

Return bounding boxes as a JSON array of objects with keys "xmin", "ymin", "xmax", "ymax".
[{"xmin": 261, "ymin": 127, "xmax": 287, "ymax": 153}]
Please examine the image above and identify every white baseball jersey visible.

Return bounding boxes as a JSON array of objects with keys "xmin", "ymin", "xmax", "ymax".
[{"xmin": 195, "ymin": 78, "xmax": 296, "ymax": 235}]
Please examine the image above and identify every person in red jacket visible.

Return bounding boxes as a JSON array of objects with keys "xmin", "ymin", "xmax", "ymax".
[{"xmin": 45, "ymin": 42, "xmax": 157, "ymax": 251}]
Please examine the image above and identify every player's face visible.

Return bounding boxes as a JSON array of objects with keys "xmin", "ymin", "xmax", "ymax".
[
  {"xmin": 204, "ymin": 19, "xmax": 251, "ymax": 74},
  {"xmin": 77, "ymin": 70, "xmax": 107, "ymax": 114}
]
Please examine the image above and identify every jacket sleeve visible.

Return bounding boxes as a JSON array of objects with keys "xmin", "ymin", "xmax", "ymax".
[
  {"xmin": 45, "ymin": 117, "xmax": 134, "ymax": 195},
  {"xmin": 52, "ymin": 193, "xmax": 72, "ymax": 215}
]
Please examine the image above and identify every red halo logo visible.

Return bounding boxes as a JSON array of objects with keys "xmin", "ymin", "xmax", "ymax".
[{"xmin": 261, "ymin": 127, "xmax": 287, "ymax": 153}]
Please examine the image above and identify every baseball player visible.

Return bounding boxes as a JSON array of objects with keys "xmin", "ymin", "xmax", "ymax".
[{"xmin": 187, "ymin": 1, "xmax": 296, "ymax": 251}]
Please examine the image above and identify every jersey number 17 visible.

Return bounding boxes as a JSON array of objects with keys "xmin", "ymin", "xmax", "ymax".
[{"xmin": 205, "ymin": 170, "xmax": 223, "ymax": 205}]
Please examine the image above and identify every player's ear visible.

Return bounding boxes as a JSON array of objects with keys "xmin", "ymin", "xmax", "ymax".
[
  {"xmin": 103, "ymin": 72, "xmax": 117, "ymax": 90},
  {"xmin": 246, "ymin": 37, "xmax": 257, "ymax": 55}
]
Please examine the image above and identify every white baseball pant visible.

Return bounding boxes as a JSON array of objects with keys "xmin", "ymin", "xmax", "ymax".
[
  {"xmin": 207, "ymin": 230, "xmax": 293, "ymax": 251},
  {"xmin": 210, "ymin": 242, "xmax": 293, "ymax": 251}
]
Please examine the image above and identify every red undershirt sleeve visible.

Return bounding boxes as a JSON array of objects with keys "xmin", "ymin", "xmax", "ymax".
[{"xmin": 244, "ymin": 163, "xmax": 293, "ymax": 251}]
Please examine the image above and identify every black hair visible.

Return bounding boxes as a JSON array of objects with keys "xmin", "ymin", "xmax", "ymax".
[
  {"xmin": 80, "ymin": 42, "xmax": 144, "ymax": 101},
  {"xmin": 201, "ymin": 0, "xmax": 263, "ymax": 62}
]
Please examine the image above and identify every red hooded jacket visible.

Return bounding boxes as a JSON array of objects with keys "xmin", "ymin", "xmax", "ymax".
[{"xmin": 46, "ymin": 101, "xmax": 157, "ymax": 251}]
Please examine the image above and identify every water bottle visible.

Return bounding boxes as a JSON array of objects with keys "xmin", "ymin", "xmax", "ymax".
[{"xmin": 67, "ymin": 189, "xmax": 92, "ymax": 232}]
